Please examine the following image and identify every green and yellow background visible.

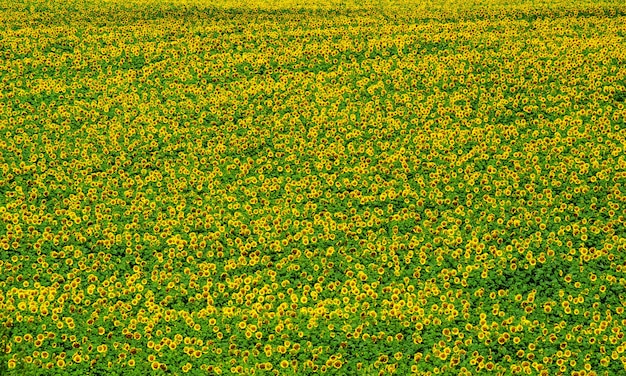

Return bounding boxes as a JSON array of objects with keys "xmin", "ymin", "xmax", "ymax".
[{"xmin": 1, "ymin": 0, "xmax": 626, "ymax": 374}]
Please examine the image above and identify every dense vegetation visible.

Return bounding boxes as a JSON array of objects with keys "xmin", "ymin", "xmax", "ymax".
[{"xmin": 1, "ymin": 0, "xmax": 626, "ymax": 374}]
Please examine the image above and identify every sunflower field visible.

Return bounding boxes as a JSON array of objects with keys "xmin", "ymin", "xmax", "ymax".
[{"xmin": 1, "ymin": 0, "xmax": 626, "ymax": 375}]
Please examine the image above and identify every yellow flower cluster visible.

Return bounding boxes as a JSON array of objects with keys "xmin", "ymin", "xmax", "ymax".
[{"xmin": 1, "ymin": 0, "xmax": 626, "ymax": 375}]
